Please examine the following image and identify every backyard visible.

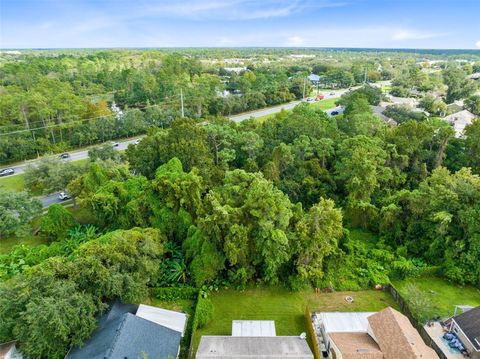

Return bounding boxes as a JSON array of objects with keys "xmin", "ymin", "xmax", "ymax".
[
  {"xmin": 193, "ymin": 287, "xmax": 398, "ymax": 354},
  {"xmin": 392, "ymin": 274, "xmax": 480, "ymax": 320}
]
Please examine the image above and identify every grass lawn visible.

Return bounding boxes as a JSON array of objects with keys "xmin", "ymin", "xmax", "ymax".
[
  {"xmin": 254, "ymin": 98, "xmax": 338, "ymax": 123},
  {"xmin": 310, "ymin": 97, "xmax": 338, "ymax": 111},
  {"xmin": 0, "ymin": 235, "xmax": 47, "ymax": 255},
  {"xmin": 0, "ymin": 175, "xmax": 26, "ymax": 192},
  {"xmin": 193, "ymin": 287, "xmax": 397, "ymax": 354},
  {"xmin": 392, "ymin": 274, "xmax": 480, "ymax": 319}
]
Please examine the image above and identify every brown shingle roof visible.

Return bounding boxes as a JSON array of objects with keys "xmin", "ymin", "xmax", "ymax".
[
  {"xmin": 367, "ymin": 307, "xmax": 438, "ymax": 359},
  {"xmin": 329, "ymin": 332, "xmax": 384, "ymax": 359}
]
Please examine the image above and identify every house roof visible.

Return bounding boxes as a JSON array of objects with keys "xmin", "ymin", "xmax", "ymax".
[
  {"xmin": 443, "ymin": 110, "xmax": 476, "ymax": 137},
  {"xmin": 67, "ymin": 313, "xmax": 181, "ymax": 359},
  {"xmin": 67, "ymin": 302, "xmax": 183, "ymax": 359},
  {"xmin": 453, "ymin": 306, "xmax": 480, "ymax": 351},
  {"xmin": 320, "ymin": 312, "xmax": 376, "ymax": 333},
  {"xmin": 196, "ymin": 336, "xmax": 314, "ymax": 359},
  {"xmin": 136, "ymin": 304, "xmax": 187, "ymax": 335},
  {"xmin": 232, "ymin": 320, "xmax": 276, "ymax": 337},
  {"xmin": 308, "ymin": 74, "xmax": 321, "ymax": 82},
  {"xmin": 367, "ymin": 307, "xmax": 438, "ymax": 359},
  {"xmin": 329, "ymin": 332, "xmax": 384, "ymax": 359}
]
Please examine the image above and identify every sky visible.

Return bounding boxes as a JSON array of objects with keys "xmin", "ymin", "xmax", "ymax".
[{"xmin": 1, "ymin": 0, "xmax": 479, "ymax": 49}]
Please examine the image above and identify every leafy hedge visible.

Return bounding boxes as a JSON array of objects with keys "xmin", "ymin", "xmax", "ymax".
[
  {"xmin": 154, "ymin": 286, "xmax": 199, "ymax": 302},
  {"xmin": 188, "ymin": 292, "xmax": 215, "ymax": 357}
]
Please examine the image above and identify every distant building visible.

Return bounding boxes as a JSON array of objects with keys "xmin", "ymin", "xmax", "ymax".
[
  {"xmin": 196, "ymin": 320, "xmax": 313, "ymax": 359},
  {"xmin": 312, "ymin": 307, "xmax": 438, "ymax": 359},
  {"xmin": 448, "ymin": 306, "xmax": 480, "ymax": 359},
  {"xmin": 223, "ymin": 67, "xmax": 246, "ymax": 74},
  {"xmin": 308, "ymin": 74, "xmax": 321, "ymax": 83},
  {"xmin": 66, "ymin": 302, "xmax": 186, "ymax": 359},
  {"xmin": 443, "ymin": 109, "xmax": 476, "ymax": 137}
]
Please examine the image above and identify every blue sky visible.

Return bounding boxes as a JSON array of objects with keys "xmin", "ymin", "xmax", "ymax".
[{"xmin": 1, "ymin": 0, "xmax": 479, "ymax": 49}]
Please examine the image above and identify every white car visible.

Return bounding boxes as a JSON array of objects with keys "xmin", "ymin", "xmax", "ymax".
[
  {"xmin": 111, "ymin": 142, "xmax": 120, "ymax": 147},
  {"xmin": 58, "ymin": 192, "xmax": 71, "ymax": 200},
  {"xmin": 0, "ymin": 168, "xmax": 15, "ymax": 177},
  {"xmin": 134, "ymin": 139, "xmax": 141, "ymax": 145}
]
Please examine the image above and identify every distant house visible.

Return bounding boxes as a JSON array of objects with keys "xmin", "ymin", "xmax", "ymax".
[
  {"xmin": 443, "ymin": 109, "xmax": 476, "ymax": 137},
  {"xmin": 313, "ymin": 307, "xmax": 438, "ymax": 359},
  {"xmin": 448, "ymin": 306, "xmax": 480, "ymax": 359},
  {"xmin": 196, "ymin": 320, "xmax": 313, "ymax": 359},
  {"xmin": 66, "ymin": 302, "xmax": 187, "ymax": 359}
]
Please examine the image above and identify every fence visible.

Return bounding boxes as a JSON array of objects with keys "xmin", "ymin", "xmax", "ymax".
[
  {"xmin": 305, "ymin": 306, "xmax": 322, "ymax": 359},
  {"xmin": 387, "ymin": 284, "xmax": 448, "ymax": 359}
]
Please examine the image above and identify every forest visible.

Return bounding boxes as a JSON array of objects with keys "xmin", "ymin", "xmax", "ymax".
[{"xmin": 0, "ymin": 48, "xmax": 479, "ymax": 358}]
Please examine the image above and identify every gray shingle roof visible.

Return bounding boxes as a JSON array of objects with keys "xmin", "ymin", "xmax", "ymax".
[
  {"xmin": 67, "ymin": 303, "xmax": 182, "ymax": 359},
  {"xmin": 454, "ymin": 306, "xmax": 480, "ymax": 351}
]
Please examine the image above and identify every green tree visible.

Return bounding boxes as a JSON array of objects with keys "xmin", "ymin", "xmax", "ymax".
[
  {"xmin": 294, "ymin": 198, "xmax": 343, "ymax": 285},
  {"xmin": 0, "ymin": 191, "xmax": 42, "ymax": 238},
  {"xmin": 443, "ymin": 67, "xmax": 476, "ymax": 103},
  {"xmin": 41, "ymin": 204, "xmax": 77, "ymax": 241}
]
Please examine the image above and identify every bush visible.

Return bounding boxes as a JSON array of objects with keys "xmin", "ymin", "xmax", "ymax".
[
  {"xmin": 195, "ymin": 296, "xmax": 214, "ymax": 328},
  {"xmin": 154, "ymin": 287, "xmax": 198, "ymax": 301}
]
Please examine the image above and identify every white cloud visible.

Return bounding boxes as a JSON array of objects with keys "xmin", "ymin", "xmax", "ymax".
[
  {"xmin": 286, "ymin": 36, "xmax": 305, "ymax": 46},
  {"xmin": 141, "ymin": 0, "xmax": 346, "ymax": 21},
  {"xmin": 391, "ymin": 29, "xmax": 445, "ymax": 41},
  {"xmin": 476, "ymin": 40, "xmax": 480, "ymax": 48}
]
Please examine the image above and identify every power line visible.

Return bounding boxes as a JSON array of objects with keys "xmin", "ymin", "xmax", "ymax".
[
  {"xmin": 0, "ymin": 97, "xmax": 184, "ymax": 137},
  {"xmin": 0, "ymin": 93, "xmax": 184, "ymax": 133},
  {"xmin": 0, "ymin": 96, "xmax": 187, "ymax": 136}
]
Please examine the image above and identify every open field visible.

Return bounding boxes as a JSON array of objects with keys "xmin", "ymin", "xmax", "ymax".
[
  {"xmin": 254, "ymin": 98, "xmax": 339, "ymax": 123},
  {"xmin": 0, "ymin": 174, "xmax": 26, "ymax": 192},
  {"xmin": 0, "ymin": 207, "xmax": 95, "ymax": 255},
  {"xmin": 193, "ymin": 287, "xmax": 398, "ymax": 353},
  {"xmin": 392, "ymin": 274, "xmax": 480, "ymax": 319}
]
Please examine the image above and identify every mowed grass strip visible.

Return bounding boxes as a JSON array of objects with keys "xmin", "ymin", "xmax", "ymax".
[
  {"xmin": 0, "ymin": 174, "xmax": 26, "ymax": 192},
  {"xmin": 193, "ymin": 287, "xmax": 397, "ymax": 352},
  {"xmin": 254, "ymin": 98, "xmax": 339, "ymax": 123},
  {"xmin": 392, "ymin": 274, "xmax": 480, "ymax": 319}
]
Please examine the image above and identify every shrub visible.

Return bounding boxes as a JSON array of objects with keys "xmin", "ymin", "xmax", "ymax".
[
  {"xmin": 154, "ymin": 287, "xmax": 198, "ymax": 301},
  {"xmin": 195, "ymin": 296, "xmax": 214, "ymax": 328}
]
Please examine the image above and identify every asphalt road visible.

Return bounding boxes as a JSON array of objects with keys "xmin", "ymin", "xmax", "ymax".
[
  {"xmin": 229, "ymin": 88, "xmax": 349, "ymax": 122},
  {"xmin": 3, "ymin": 137, "xmax": 142, "ymax": 176},
  {"xmin": 4, "ymin": 81, "xmax": 391, "ymax": 208}
]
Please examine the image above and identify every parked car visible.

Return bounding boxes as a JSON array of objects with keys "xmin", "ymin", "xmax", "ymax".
[
  {"xmin": 58, "ymin": 192, "xmax": 71, "ymax": 200},
  {"xmin": 112, "ymin": 142, "xmax": 120, "ymax": 147},
  {"xmin": 0, "ymin": 168, "xmax": 15, "ymax": 177},
  {"xmin": 330, "ymin": 111, "xmax": 339, "ymax": 116},
  {"xmin": 330, "ymin": 92, "xmax": 336, "ymax": 95},
  {"xmin": 59, "ymin": 153, "xmax": 70, "ymax": 159},
  {"xmin": 134, "ymin": 139, "xmax": 141, "ymax": 145},
  {"xmin": 306, "ymin": 97, "xmax": 315, "ymax": 103}
]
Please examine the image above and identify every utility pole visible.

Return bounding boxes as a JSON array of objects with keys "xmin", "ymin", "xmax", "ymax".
[
  {"xmin": 180, "ymin": 88, "xmax": 185, "ymax": 118},
  {"xmin": 302, "ymin": 77, "xmax": 306, "ymax": 100},
  {"xmin": 363, "ymin": 67, "xmax": 367, "ymax": 84}
]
